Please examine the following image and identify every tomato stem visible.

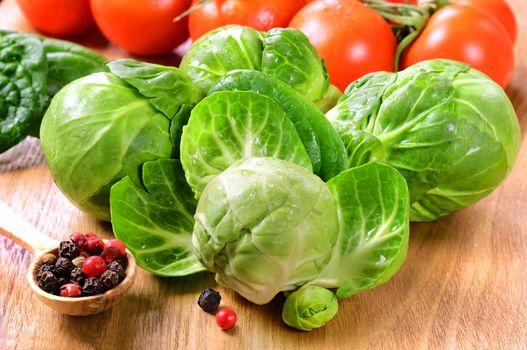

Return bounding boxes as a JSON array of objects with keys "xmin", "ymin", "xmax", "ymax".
[
  {"xmin": 174, "ymin": 0, "xmax": 213, "ymax": 22},
  {"xmin": 364, "ymin": 0, "xmax": 433, "ymax": 71},
  {"xmin": 421, "ymin": 0, "xmax": 451, "ymax": 9}
]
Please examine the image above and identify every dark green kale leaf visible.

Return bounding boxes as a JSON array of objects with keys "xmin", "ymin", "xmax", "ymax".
[{"xmin": 0, "ymin": 30, "xmax": 48, "ymax": 152}]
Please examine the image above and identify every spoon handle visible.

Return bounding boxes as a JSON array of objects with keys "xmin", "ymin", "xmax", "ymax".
[{"xmin": 0, "ymin": 199, "xmax": 57, "ymax": 255}]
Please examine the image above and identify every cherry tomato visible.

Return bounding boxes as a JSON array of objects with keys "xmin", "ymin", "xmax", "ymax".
[
  {"xmin": 452, "ymin": 0, "xmax": 517, "ymax": 43},
  {"xmin": 290, "ymin": 0, "xmax": 397, "ymax": 91},
  {"xmin": 215, "ymin": 308, "xmax": 237, "ymax": 330},
  {"xmin": 90, "ymin": 0, "xmax": 191, "ymax": 56},
  {"xmin": 401, "ymin": 5, "xmax": 514, "ymax": 88},
  {"xmin": 17, "ymin": 0, "xmax": 95, "ymax": 36},
  {"xmin": 188, "ymin": 0, "xmax": 306, "ymax": 40}
]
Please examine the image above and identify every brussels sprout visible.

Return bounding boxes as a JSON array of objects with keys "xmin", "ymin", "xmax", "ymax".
[
  {"xmin": 40, "ymin": 59, "xmax": 202, "ymax": 221},
  {"xmin": 192, "ymin": 157, "xmax": 339, "ymax": 304},
  {"xmin": 180, "ymin": 25, "xmax": 263, "ymax": 94},
  {"xmin": 180, "ymin": 90, "xmax": 312, "ymax": 198},
  {"xmin": 282, "ymin": 286, "xmax": 339, "ymax": 331},
  {"xmin": 180, "ymin": 25, "xmax": 337, "ymax": 108},
  {"xmin": 261, "ymin": 28, "xmax": 329, "ymax": 104},
  {"xmin": 211, "ymin": 69, "xmax": 348, "ymax": 181},
  {"xmin": 326, "ymin": 59, "xmax": 521, "ymax": 221}
]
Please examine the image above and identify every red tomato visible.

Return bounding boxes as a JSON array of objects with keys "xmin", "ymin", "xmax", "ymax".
[
  {"xmin": 401, "ymin": 5, "xmax": 514, "ymax": 88},
  {"xmin": 90, "ymin": 0, "xmax": 191, "ymax": 56},
  {"xmin": 290, "ymin": 0, "xmax": 397, "ymax": 91},
  {"xmin": 452, "ymin": 0, "xmax": 517, "ymax": 43},
  {"xmin": 17, "ymin": 0, "xmax": 95, "ymax": 36},
  {"xmin": 188, "ymin": 0, "xmax": 306, "ymax": 40}
]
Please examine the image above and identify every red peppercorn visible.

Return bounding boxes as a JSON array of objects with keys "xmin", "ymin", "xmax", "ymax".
[
  {"xmin": 102, "ymin": 239, "xmax": 126, "ymax": 262},
  {"xmin": 82, "ymin": 256, "xmax": 107, "ymax": 278},
  {"xmin": 215, "ymin": 308, "xmax": 237, "ymax": 330},
  {"xmin": 70, "ymin": 232, "xmax": 88, "ymax": 251},
  {"xmin": 60, "ymin": 283, "xmax": 82, "ymax": 297},
  {"xmin": 85, "ymin": 233, "xmax": 104, "ymax": 255},
  {"xmin": 85, "ymin": 233, "xmax": 99, "ymax": 240}
]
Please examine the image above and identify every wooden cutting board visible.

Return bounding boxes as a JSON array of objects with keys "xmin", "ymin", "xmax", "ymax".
[{"xmin": 1, "ymin": 0, "xmax": 526, "ymax": 348}]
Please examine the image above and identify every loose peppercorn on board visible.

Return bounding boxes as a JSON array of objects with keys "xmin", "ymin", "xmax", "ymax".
[{"xmin": 1, "ymin": 0, "xmax": 527, "ymax": 348}]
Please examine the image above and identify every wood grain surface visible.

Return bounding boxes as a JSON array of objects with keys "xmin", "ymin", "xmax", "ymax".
[{"xmin": 1, "ymin": 0, "xmax": 526, "ymax": 349}]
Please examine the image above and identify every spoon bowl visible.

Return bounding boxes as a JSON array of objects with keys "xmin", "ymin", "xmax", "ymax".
[
  {"xmin": 28, "ymin": 246, "xmax": 136, "ymax": 316},
  {"xmin": 0, "ymin": 199, "xmax": 137, "ymax": 316}
]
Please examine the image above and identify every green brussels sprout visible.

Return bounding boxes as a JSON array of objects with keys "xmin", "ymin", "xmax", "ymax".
[
  {"xmin": 180, "ymin": 90, "xmax": 312, "ymax": 198},
  {"xmin": 192, "ymin": 157, "xmax": 339, "ymax": 304},
  {"xmin": 282, "ymin": 286, "xmax": 339, "ymax": 331},
  {"xmin": 210, "ymin": 69, "xmax": 348, "ymax": 181},
  {"xmin": 326, "ymin": 59, "xmax": 521, "ymax": 221},
  {"xmin": 261, "ymin": 28, "xmax": 329, "ymax": 104},
  {"xmin": 40, "ymin": 59, "xmax": 202, "ymax": 221},
  {"xmin": 180, "ymin": 25, "xmax": 338, "ymax": 108}
]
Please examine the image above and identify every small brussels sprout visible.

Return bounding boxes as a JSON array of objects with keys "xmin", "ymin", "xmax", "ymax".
[{"xmin": 282, "ymin": 286, "xmax": 339, "ymax": 331}]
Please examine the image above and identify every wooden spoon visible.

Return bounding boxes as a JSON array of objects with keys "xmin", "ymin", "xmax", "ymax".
[{"xmin": 0, "ymin": 199, "xmax": 136, "ymax": 316}]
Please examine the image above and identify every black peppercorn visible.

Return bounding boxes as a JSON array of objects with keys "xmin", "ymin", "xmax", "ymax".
[
  {"xmin": 37, "ymin": 271, "xmax": 59, "ymax": 294},
  {"xmin": 57, "ymin": 277, "xmax": 69, "ymax": 288},
  {"xmin": 198, "ymin": 289, "xmax": 221, "ymax": 313},
  {"xmin": 83, "ymin": 277, "xmax": 103, "ymax": 296},
  {"xmin": 117, "ymin": 257, "xmax": 128, "ymax": 270},
  {"xmin": 106, "ymin": 261, "xmax": 125, "ymax": 280},
  {"xmin": 38, "ymin": 263, "xmax": 55, "ymax": 275},
  {"xmin": 100, "ymin": 270, "xmax": 120, "ymax": 291},
  {"xmin": 54, "ymin": 257, "xmax": 74, "ymax": 277},
  {"xmin": 59, "ymin": 241, "xmax": 80, "ymax": 260},
  {"xmin": 70, "ymin": 267, "xmax": 86, "ymax": 286}
]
